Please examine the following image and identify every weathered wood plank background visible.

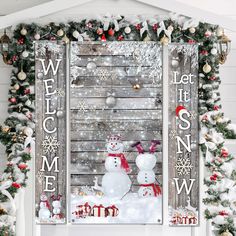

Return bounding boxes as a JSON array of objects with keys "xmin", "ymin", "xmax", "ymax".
[
  {"xmin": 168, "ymin": 44, "xmax": 199, "ymax": 225},
  {"xmin": 35, "ymin": 41, "xmax": 67, "ymax": 223},
  {"xmin": 70, "ymin": 42, "xmax": 163, "ymax": 193}
]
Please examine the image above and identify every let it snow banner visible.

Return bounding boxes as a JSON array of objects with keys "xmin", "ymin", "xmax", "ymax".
[
  {"xmin": 35, "ymin": 42, "xmax": 67, "ymax": 224},
  {"xmin": 168, "ymin": 44, "xmax": 199, "ymax": 226}
]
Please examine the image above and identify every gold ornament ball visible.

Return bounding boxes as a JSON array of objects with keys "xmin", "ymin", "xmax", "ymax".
[
  {"xmin": 220, "ymin": 230, "xmax": 233, "ymax": 236},
  {"xmin": 133, "ymin": 83, "xmax": 141, "ymax": 90},
  {"xmin": 2, "ymin": 126, "xmax": 10, "ymax": 133},
  {"xmin": 72, "ymin": 30, "xmax": 80, "ymax": 39},
  {"xmin": 62, "ymin": 35, "xmax": 70, "ymax": 44},
  {"xmin": 160, "ymin": 35, "xmax": 169, "ymax": 45},
  {"xmin": 216, "ymin": 27, "xmax": 224, "ymax": 37},
  {"xmin": 57, "ymin": 29, "xmax": 64, "ymax": 37},
  {"xmin": 20, "ymin": 27, "xmax": 27, "ymax": 36},
  {"xmin": 189, "ymin": 27, "xmax": 196, "ymax": 34},
  {"xmin": 17, "ymin": 70, "xmax": 27, "ymax": 81},
  {"xmin": 203, "ymin": 62, "xmax": 212, "ymax": 73}
]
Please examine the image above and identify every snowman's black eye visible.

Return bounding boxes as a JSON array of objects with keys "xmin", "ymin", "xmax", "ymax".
[
  {"xmin": 111, "ymin": 143, "xmax": 113, "ymax": 145},
  {"xmin": 115, "ymin": 143, "xmax": 117, "ymax": 145}
]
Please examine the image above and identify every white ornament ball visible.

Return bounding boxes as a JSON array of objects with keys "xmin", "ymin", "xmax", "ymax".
[
  {"xmin": 106, "ymin": 96, "xmax": 116, "ymax": 108},
  {"xmin": 136, "ymin": 153, "xmax": 156, "ymax": 170},
  {"xmin": 86, "ymin": 62, "xmax": 97, "ymax": 71},
  {"xmin": 171, "ymin": 58, "xmax": 179, "ymax": 68},
  {"xmin": 22, "ymin": 50, "xmax": 29, "ymax": 58},
  {"xmin": 124, "ymin": 26, "xmax": 131, "ymax": 34},
  {"xmin": 57, "ymin": 29, "xmax": 64, "ymax": 37},
  {"xmin": 211, "ymin": 48, "xmax": 218, "ymax": 55},
  {"xmin": 56, "ymin": 110, "xmax": 64, "ymax": 118},
  {"xmin": 34, "ymin": 33, "xmax": 41, "ymax": 40},
  {"xmin": 25, "ymin": 99, "xmax": 31, "ymax": 106},
  {"xmin": 216, "ymin": 27, "xmax": 224, "ymax": 37},
  {"xmin": 167, "ymin": 25, "xmax": 174, "ymax": 32},
  {"xmin": 14, "ymin": 84, "xmax": 20, "ymax": 90},
  {"xmin": 17, "ymin": 70, "xmax": 27, "ymax": 81},
  {"xmin": 37, "ymin": 72, "xmax": 44, "ymax": 79},
  {"xmin": 23, "ymin": 127, "xmax": 33, "ymax": 137},
  {"xmin": 203, "ymin": 63, "xmax": 212, "ymax": 73},
  {"xmin": 20, "ymin": 27, "xmax": 27, "ymax": 36},
  {"xmin": 72, "ymin": 30, "xmax": 80, "ymax": 39},
  {"xmin": 189, "ymin": 27, "xmax": 196, "ymax": 34}
]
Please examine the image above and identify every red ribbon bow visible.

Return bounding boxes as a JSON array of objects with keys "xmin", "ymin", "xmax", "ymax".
[
  {"xmin": 140, "ymin": 183, "xmax": 162, "ymax": 196},
  {"xmin": 108, "ymin": 153, "xmax": 130, "ymax": 173}
]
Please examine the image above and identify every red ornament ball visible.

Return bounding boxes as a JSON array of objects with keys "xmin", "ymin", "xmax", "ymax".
[
  {"xmin": 136, "ymin": 24, "xmax": 141, "ymax": 30},
  {"xmin": 10, "ymin": 97, "xmax": 17, "ymax": 103},
  {"xmin": 152, "ymin": 24, "xmax": 158, "ymax": 31},
  {"xmin": 24, "ymin": 88, "xmax": 30, "ymax": 94},
  {"xmin": 108, "ymin": 28, "xmax": 115, "ymax": 36},
  {"xmin": 18, "ymin": 163, "xmax": 27, "ymax": 170},
  {"xmin": 117, "ymin": 35, "xmax": 124, "ymax": 41},
  {"xmin": 17, "ymin": 38, "xmax": 24, "ymax": 45},
  {"xmin": 101, "ymin": 34, "xmax": 106, "ymax": 42},
  {"xmin": 12, "ymin": 182, "xmax": 21, "ymax": 189}
]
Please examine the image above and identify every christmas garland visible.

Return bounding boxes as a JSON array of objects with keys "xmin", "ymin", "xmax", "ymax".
[{"xmin": 0, "ymin": 15, "xmax": 236, "ymax": 235}]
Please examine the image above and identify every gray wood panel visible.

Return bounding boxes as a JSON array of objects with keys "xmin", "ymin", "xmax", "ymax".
[
  {"xmin": 35, "ymin": 41, "xmax": 67, "ymax": 223},
  {"xmin": 168, "ymin": 44, "xmax": 199, "ymax": 226}
]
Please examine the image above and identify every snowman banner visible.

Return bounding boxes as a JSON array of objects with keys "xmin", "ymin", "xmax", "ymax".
[
  {"xmin": 70, "ymin": 42, "xmax": 163, "ymax": 224},
  {"xmin": 35, "ymin": 41, "xmax": 67, "ymax": 224},
  {"xmin": 168, "ymin": 44, "xmax": 199, "ymax": 226}
]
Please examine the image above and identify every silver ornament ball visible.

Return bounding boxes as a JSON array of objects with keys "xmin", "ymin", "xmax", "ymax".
[
  {"xmin": 37, "ymin": 72, "xmax": 44, "ymax": 79},
  {"xmin": 56, "ymin": 110, "xmax": 64, "ymax": 118},
  {"xmin": 87, "ymin": 62, "xmax": 97, "ymax": 71},
  {"xmin": 106, "ymin": 96, "xmax": 116, "ymax": 108},
  {"xmin": 171, "ymin": 58, "xmax": 179, "ymax": 68}
]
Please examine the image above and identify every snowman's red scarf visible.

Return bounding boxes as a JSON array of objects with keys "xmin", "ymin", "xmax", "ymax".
[
  {"xmin": 41, "ymin": 199, "xmax": 50, "ymax": 209},
  {"xmin": 108, "ymin": 153, "xmax": 130, "ymax": 173},
  {"xmin": 140, "ymin": 183, "xmax": 162, "ymax": 196}
]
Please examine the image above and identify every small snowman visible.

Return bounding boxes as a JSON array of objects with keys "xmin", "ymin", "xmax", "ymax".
[
  {"xmin": 51, "ymin": 195, "xmax": 63, "ymax": 220},
  {"xmin": 102, "ymin": 135, "xmax": 131, "ymax": 199},
  {"xmin": 132, "ymin": 140, "xmax": 162, "ymax": 197},
  {"xmin": 38, "ymin": 194, "xmax": 51, "ymax": 220}
]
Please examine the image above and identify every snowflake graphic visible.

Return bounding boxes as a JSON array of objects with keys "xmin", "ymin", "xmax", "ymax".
[
  {"xmin": 42, "ymin": 136, "xmax": 60, "ymax": 154},
  {"xmin": 189, "ymin": 111, "xmax": 197, "ymax": 120},
  {"xmin": 169, "ymin": 130, "xmax": 177, "ymax": 139},
  {"xmin": 36, "ymin": 171, "xmax": 44, "ymax": 183},
  {"xmin": 56, "ymin": 88, "xmax": 65, "ymax": 97},
  {"xmin": 78, "ymin": 100, "xmax": 88, "ymax": 114},
  {"xmin": 175, "ymin": 157, "xmax": 193, "ymax": 176},
  {"xmin": 97, "ymin": 69, "xmax": 110, "ymax": 81}
]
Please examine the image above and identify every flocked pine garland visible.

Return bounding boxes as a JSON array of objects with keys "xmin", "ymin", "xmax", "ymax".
[{"xmin": 0, "ymin": 15, "xmax": 236, "ymax": 235}]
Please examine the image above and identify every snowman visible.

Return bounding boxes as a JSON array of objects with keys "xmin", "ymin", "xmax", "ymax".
[
  {"xmin": 38, "ymin": 194, "xmax": 51, "ymax": 220},
  {"xmin": 101, "ymin": 135, "xmax": 131, "ymax": 199},
  {"xmin": 132, "ymin": 140, "xmax": 162, "ymax": 197},
  {"xmin": 51, "ymin": 195, "xmax": 63, "ymax": 220}
]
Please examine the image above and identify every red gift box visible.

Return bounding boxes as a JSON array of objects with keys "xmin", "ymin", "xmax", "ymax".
[
  {"xmin": 106, "ymin": 205, "xmax": 119, "ymax": 217},
  {"xmin": 73, "ymin": 202, "xmax": 91, "ymax": 218},
  {"xmin": 91, "ymin": 204, "xmax": 108, "ymax": 217}
]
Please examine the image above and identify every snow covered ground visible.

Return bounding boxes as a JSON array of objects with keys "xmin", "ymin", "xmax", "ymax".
[{"xmin": 71, "ymin": 193, "xmax": 162, "ymax": 224}]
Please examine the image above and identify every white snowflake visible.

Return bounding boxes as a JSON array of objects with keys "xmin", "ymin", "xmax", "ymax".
[
  {"xmin": 37, "ymin": 171, "xmax": 44, "ymax": 183},
  {"xmin": 78, "ymin": 100, "xmax": 88, "ymax": 114},
  {"xmin": 42, "ymin": 136, "xmax": 60, "ymax": 154},
  {"xmin": 189, "ymin": 111, "xmax": 197, "ymax": 120},
  {"xmin": 97, "ymin": 69, "xmax": 110, "ymax": 81},
  {"xmin": 56, "ymin": 88, "xmax": 65, "ymax": 97},
  {"xmin": 175, "ymin": 157, "xmax": 193, "ymax": 176},
  {"xmin": 169, "ymin": 130, "xmax": 177, "ymax": 139}
]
